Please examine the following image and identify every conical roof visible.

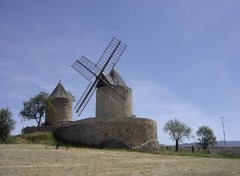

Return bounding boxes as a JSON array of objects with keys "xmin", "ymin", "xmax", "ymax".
[{"xmin": 50, "ymin": 82, "xmax": 74, "ymax": 100}]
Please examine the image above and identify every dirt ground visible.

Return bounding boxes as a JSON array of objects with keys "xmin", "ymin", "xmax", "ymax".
[{"xmin": 0, "ymin": 144, "xmax": 239, "ymax": 176}]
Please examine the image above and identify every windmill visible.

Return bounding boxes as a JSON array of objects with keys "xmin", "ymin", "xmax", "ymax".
[{"xmin": 71, "ymin": 37, "xmax": 129, "ymax": 117}]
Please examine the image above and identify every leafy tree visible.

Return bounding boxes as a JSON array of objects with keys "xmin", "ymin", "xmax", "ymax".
[
  {"xmin": 196, "ymin": 125, "xmax": 217, "ymax": 151},
  {"xmin": 0, "ymin": 108, "xmax": 16, "ymax": 141},
  {"xmin": 163, "ymin": 119, "xmax": 192, "ymax": 151},
  {"xmin": 19, "ymin": 92, "xmax": 54, "ymax": 127}
]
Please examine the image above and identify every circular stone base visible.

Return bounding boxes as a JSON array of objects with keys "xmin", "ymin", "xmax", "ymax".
[{"xmin": 54, "ymin": 117, "xmax": 159, "ymax": 149}]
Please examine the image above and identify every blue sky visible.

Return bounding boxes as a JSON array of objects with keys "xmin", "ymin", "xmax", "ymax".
[{"xmin": 0, "ymin": 0, "xmax": 239, "ymax": 145}]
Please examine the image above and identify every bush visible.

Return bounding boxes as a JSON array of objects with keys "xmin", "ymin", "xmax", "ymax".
[
  {"xmin": 20, "ymin": 132, "xmax": 55, "ymax": 144},
  {"xmin": 0, "ymin": 108, "xmax": 15, "ymax": 142},
  {"xmin": 6, "ymin": 132, "xmax": 55, "ymax": 144}
]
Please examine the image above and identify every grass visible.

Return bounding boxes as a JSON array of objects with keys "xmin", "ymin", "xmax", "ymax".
[
  {"xmin": 129, "ymin": 146, "xmax": 240, "ymax": 159},
  {"xmin": 1, "ymin": 133, "xmax": 240, "ymax": 175},
  {"xmin": 1, "ymin": 144, "xmax": 240, "ymax": 176},
  {"xmin": 2, "ymin": 132, "xmax": 239, "ymax": 159}
]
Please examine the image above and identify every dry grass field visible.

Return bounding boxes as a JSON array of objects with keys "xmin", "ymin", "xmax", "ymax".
[{"xmin": 0, "ymin": 144, "xmax": 239, "ymax": 176}]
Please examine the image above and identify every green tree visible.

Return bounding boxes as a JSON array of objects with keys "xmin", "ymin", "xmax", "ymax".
[
  {"xmin": 196, "ymin": 125, "xmax": 217, "ymax": 151},
  {"xmin": 0, "ymin": 108, "xmax": 16, "ymax": 141},
  {"xmin": 19, "ymin": 92, "xmax": 54, "ymax": 127},
  {"xmin": 163, "ymin": 119, "xmax": 192, "ymax": 151}
]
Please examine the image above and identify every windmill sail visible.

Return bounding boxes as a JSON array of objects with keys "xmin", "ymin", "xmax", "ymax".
[
  {"xmin": 72, "ymin": 56, "xmax": 100, "ymax": 81},
  {"xmin": 72, "ymin": 37, "xmax": 127, "ymax": 117},
  {"xmin": 96, "ymin": 37, "xmax": 127, "ymax": 74},
  {"xmin": 75, "ymin": 81, "xmax": 97, "ymax": 116},
  {"xmin": 98, "ymin": 69, "xmax": 129, "ymax": 107},
  {"xmin": 101, "ymin": 85, "xmax": 129, "ymax": 107}
]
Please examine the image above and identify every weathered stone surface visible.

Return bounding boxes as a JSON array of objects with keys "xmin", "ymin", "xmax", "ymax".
[
  {"xmin": 132, "ymin": 140, "xmax": 160, "ymax": 151},
  {"xmin": 54, "ymin": 117, "xmax": 158, "ymax": 148},
  {"xmin": 96, "ymin": 86, "xmax": 133, "ymax": 118},
  {"xmin": 45, "ymin": 82, "xmax": 74, "ymax": 126},
  {"xmin": 22, "ymin": 126, "xmax": 56, "ymax": 134},
  {"xmin": 22, "ymin": 122, "xmax": 72, "ymax": 134},
  {"xmin": 46, "ymin": 97, "xmax": 73, "ymax": 125}
]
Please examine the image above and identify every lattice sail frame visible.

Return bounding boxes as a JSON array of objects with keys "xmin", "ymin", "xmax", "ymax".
[{"xmin": 71, "ymin": 37, "xmax": 127, "ymax": 116}]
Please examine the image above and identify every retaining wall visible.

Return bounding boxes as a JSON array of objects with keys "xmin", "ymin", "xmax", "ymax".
[
  {"xmin": 22, "ymin": 121, "xmax": 72, "ymax": 134},
  {"xmin": 22, "ymin": 126, "xmax": 57, "ymax": 134},
  {"xmin": 54, "ymin": 116, "xmax": 158, "ymax": 148}
]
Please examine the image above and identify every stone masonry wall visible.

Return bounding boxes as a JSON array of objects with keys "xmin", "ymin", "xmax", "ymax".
[
  {"xmin": 46, "ymin": 97, "xmax": 72, "ymax": 125},
  {"xmin": 22, "ymin": 121, "xmax": 72, "ymax": 134},
  {"xmin": 22, "ymin": 126, "xmax": 57, "ymax": 134},
  {"xmin": 96, "ymin": 86, "xmax": 133, "ymax": 117},
  {"xmin": 54, "ymin": 117, "xmax": 158, "ymax": 148}
]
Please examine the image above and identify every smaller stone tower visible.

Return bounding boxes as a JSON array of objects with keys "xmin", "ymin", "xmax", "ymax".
[{"xmin": 46, "ymin": 82, "xmax": 74, "ymax": 126}]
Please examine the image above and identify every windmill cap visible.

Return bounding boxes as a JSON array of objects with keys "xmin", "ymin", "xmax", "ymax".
[
  {"xmin": 106, "ymin": 68, "xmax": 127, "ymax": 87},
  {"xmin": 50, "ymin": 82, "xmax": 75, "ymax": 100}
]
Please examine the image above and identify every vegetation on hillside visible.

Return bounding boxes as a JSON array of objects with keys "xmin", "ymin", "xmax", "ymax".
[
  {"xmin": 0, "ymin": 108, "xmax": 16, "ymax": 142},
  {"xmin": 196, "ymin": 125, "xmax": 217, "ymax": 151},
  {"xmin": 2, "ymin": 132, "xmax": 55, "ymax": 145},
  {"xmin": 163, "ymin": 119, "xmax": 192, "ymax": 152},
  {"xmin": 19, "ymin": 92, "xmax": 54, "ymax": 127}
]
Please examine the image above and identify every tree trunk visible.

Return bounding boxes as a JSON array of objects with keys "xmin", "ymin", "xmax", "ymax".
[
  {"xmin": 175, "ymin": 139, "xmax": 179, "ymax": 152},
  {"xmin": 37, "ymin": 115, "xmax": 42, "ymax": 127},
  {"xmin": 37, "ymin": 120, "xmax": 40, "ymax": 127}
]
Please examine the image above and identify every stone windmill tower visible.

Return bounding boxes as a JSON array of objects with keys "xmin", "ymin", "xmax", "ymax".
[
  {"xmin": 45, "ymin": 82, "xmax": 75, "ymax": 126},
  {"xmin": 96, "ymin": 68, "xmax": 133, "ymax": 117},
  {"xmin": 71, "ymin": 37, "xmax": 129, "ymax": 117}
]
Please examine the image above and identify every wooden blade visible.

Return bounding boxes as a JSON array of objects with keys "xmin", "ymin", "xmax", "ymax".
[{"xmin": 75, "ymin": 81, "xmax": 97, "ymax": 116}]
